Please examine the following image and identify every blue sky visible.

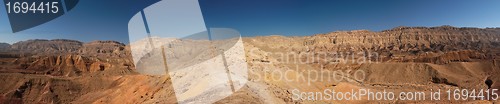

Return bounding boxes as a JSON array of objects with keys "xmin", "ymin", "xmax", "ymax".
[{"xmin": 1, "ymin": 0, "xmax": 500, "ymax": 44}]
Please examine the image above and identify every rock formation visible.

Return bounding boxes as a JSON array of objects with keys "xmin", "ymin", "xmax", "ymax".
[
  {"xmin": 0, "ymin": 43, "xmax": 9, "ymax": 50},
  {"xmin": 0, "ymin": 26, "xmax": 500, "ymax": 103},
  {"xmin": 10, "ymin": 39, "xmax": 82, "ymax": 54}
]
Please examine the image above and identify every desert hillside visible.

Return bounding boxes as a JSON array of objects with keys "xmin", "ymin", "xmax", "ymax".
[{"xmin": 1, "ymin": 26, "xmax": 500, "ymax": 103}]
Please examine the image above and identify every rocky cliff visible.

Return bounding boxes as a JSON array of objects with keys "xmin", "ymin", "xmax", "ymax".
[
  {"xmin": 10, "ymin": 39, "xmax": 83, "ymax": 54},
  {"xmin": 246, "ymin": 26, "xmax": 500, "ymax": 65},
  {"xmin": 304, "ymin": 26, "xmax": 500, "ymax": 53},
  {"xmin": 0, "ymin": 43, "xmax": 11, "ymax": 52},
  {"xmin": 0, "ymin": 39, "xmax": 133, "ymax": 77}
]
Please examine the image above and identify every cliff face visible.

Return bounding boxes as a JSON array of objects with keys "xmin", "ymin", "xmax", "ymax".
[
  {"xmin": 79, "ymin": 41, "xmax": 129, "ymax": 57},
  {"xmin": 0, "ymin": 39, "xmax": 133, "ymax": 77},
  {"xmin": 0, "ymin": 43, "xmax": 9, "ymax": 49},
  {"xmin": 18, "ymin": 55, "xmax": 123, "ymax": 76},
  {"xmin": 9, "ymin": 40, "xmax": 129, "ymax": 56},
  {"xmin": 238, "ymin": 26, "xmax": 500, "ymax": 103},
  {"xmin": 10, "ymin": 39, "xmax": 83, "ymax": 54},
  {"xmin": 246, "ymin": 26, "xmax": 500, "ymax": 64},
  {"xmin": 304, "ymin": 26, "xmax": 500, "ymax": 53}
]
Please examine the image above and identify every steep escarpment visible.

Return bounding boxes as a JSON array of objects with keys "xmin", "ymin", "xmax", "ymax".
[
  {"xmin": 79, "ymin": 41, "xmax": 129, "ymax": 58},
  {"xmin": 238, "ymin": 26, "xmax": 500, "ymax": 103},
  {"xmin": 8, "ymin": 39, "xmax": 129, "ymax": 56},
  {"xmin": 10, "ymin": 39, "xmax": 83, "ymax": 54},
  {"xmin": 305, "ymin": 26, "xmax": 500, "ymax": 52},
  {"xmin": 7, "ymin": 55, "xmax": 132, "ymax": 76},
  {"xmin": 0, "ymin": 39, "xmax": 134, "ymax": 77},
  {"xmin": 0, "ymin": 43, "xmax": 10, "ymax": 50},
  {"xmin": 247, "ymin": 26, "xmax": 500, "ymax": 64}
]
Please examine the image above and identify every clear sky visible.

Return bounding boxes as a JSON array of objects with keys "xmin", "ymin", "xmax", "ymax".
[{"xmin": 1, "ymin": 0, "xmax": 500, "ymax": 44}]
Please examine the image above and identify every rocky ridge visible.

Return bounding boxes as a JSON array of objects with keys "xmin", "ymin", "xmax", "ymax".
[
  {"xmin": 247, "ymin": 26, "xmax": 500, "ymax": 65},
  {"xmin": 0, "ymin": 43, "xmax": 9, "ymax": 50},
  {"xmin": 0, "ymin": 39, "xmax": 133, "ymax": 77}
]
